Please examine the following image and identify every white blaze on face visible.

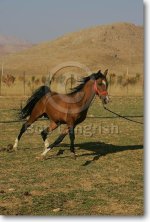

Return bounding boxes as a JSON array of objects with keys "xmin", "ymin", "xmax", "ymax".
[
  {"xmin": 105, "ymin": 95, "xmax": 109, "ymax": 103},
  {"xmin": 102, "ymin": 80, "xmax": 107, "ymax": 87},
  {"xmin": 102, "ymin": 79, "xmax": 109, "ymax": 103}
]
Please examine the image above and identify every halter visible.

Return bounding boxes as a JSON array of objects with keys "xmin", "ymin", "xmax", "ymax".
[{"xmin": 94, "ymin": 80, "xmax": 108, "ymax": 96}]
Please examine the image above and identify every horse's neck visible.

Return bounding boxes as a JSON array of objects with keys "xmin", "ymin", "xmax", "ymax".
[{"xmin": 80, "ymin": 80, "xmax": 95, "ymax": 109}]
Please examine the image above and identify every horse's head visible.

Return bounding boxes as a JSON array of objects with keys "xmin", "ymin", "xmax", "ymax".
[{"xmin": 93, "ymin": 69, "xmax": 109, "ymax": 104}]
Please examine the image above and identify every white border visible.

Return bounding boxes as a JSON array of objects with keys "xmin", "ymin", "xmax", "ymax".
[
  {"xmin": 0, "ymin": 0, "xmax": 147, "ymax": 221},
  {"xmin": 145, "ymin": 0, "xmax": 149, "ymax": 220}
]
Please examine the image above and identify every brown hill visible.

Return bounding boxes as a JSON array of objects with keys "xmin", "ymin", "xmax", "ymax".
[
  {"xmin": 0, "ymin": 35, "xmax": 33, "ymax": 56},
  {"xmin": 0, "ymin": 23, "xmax": 143, "ymax": 76}
]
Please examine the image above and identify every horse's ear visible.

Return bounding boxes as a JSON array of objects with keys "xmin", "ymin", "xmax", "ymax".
[
  {"xmin": 104, "ymin": 69, "xmax": 108, "ymax": 76},
  {"xmin": 98, "ymin": 70, "xmax": 101, "ymax": 74}
]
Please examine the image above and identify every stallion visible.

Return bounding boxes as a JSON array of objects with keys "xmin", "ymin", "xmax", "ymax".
[{"xmin": 13, "ymin": 69, "xmax": 109, "ymax": 159}]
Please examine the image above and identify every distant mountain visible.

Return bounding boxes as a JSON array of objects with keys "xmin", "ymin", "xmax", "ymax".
[
  {"xmin": 0, "ymin": 23, "xmax": 143, "ymax": 75},
  {"xmin": 0, "ymin": 35, "xmax": 33, "ymax": 55}
]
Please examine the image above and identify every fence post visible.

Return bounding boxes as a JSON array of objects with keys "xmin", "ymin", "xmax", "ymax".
[
  {"xmin": 142, "ymin": 75, "xmax": 144, "ymax": 96},
  {"xmin": 109, "ymin": 75, "xmax": 111, "ymax": 95},
  {"xmin": 70, "ymin": 74, "xmax": 74, "ymax": 90},
  {"xmin": 126, "ymin": 67, "xmax": 129, "ymax": 96},
  {"xmin": 23, "ymin": 71, "xmax": 26, "ymax": 96},
  {"xmin": 0, "ymin": 71, "xmax": 1, "ymax": 96}
]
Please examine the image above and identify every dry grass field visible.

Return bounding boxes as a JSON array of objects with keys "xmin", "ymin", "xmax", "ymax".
[{"xmin": 0, "ymin": 96, "xmax": 144, "ymax": 215}]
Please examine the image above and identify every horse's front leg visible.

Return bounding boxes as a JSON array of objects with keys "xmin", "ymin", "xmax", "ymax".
[
  {"xmin": 41, "ymin": 121, "xmax": 58, "ymax": 151},
  {"xmin": 39, "ymin": 126, "xmax": 69, "ymax": 159},
  {"xmin": 69, "ymin": 126, "xmax": 76, "ymax": 159}
]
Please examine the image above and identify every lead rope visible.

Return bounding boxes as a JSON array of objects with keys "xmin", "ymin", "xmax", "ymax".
[
  {"xmin": 93, "ymin": 80, "xmax": 143, "ymax": 125},
  {"xmin": 103, "ymin": 104, "xmax": 144, "ymax": 125}
]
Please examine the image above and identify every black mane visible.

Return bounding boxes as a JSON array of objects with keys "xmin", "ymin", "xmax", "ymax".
[{"xmin": 69, "ymin": 71, "xmax": 104, "ymax": 94}]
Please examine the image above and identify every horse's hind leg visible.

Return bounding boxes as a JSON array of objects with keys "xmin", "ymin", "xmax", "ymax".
[
  {"xmin": 13, "ymin": 120, "xmax": 32, "ymax": 151},
  {"xmin": 41, "ymin": 121, "xmax": 58, "ymax": 150},
  {"xmin": 13, "ymin": 100, "xmax": 48, "ymax": 151},
  {"xmin": 13, "ymin": 112, "xmax": 40, "ymax": 151}
]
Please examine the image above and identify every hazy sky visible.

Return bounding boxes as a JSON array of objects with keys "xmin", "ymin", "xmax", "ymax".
[{"xmin": 0, "ymin": 0, "xmax": 143, "ymax": 43}]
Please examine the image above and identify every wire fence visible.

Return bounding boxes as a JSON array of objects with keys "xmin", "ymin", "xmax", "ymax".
[
  {"xmin": 0, "ymin": 71, "xmax": 144, "ymax": 97},
  {"xmin": 0, "ymin": 108, "xmax": 143, "ymax": 125},
  {"xmin": 0, "ymin": 97, "xmax": 143, "ymax": 145}
]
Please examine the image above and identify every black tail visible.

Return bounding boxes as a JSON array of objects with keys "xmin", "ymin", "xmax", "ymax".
[{"xmin": 20, "ymin": 85, "xmax": 50, "ymax": 119}]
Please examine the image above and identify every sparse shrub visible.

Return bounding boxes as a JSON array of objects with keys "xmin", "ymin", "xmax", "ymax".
[
  {"xmin": 2, "ymin": 74, "xmax": 15, "ymax": 87},
  {"xmin": 41, "ymin": 76, "xmax": 46, "ymax": 84},
  {"xmin": 35, "ymin": 78, "xmax": 40, "ymax": 85},
  {"xmin": 28, "ymin": 76, "xmax": 41, "ymax": 93},
  {"xmin": 135, "ymin": 73, "xmax": 141, "ymax": 82},
  {"xmin": 128, "ymin": 77, "xmax": 137, "ymax": 85},
  {"xmin": 117, "ymin": 75, "xmax": 123, "ymax": 85},
  {"xmin": 18, "ymin": 75, "xmax": 24, "ymax": 82},
  {"xmin": 110, "ymin": 73, "xmax": 116, "ymax": 85},
  {"xmin": 31, "ymin": 76, "xmax": 35, "ymax": 83},
  {"xmin": 122, "ymin": 76, "xmax": 139, "ymax": 87}
]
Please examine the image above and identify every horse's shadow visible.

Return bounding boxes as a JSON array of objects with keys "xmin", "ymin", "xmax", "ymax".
[{"xmin": 57, "ymin": 142, "xmax": 143, "ymax": 166}]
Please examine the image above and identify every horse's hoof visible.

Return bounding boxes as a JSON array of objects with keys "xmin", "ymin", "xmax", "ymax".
[
  {"xmin": 35, "ymin": 155, "xmax": 46, "ymax": 161},
  {"xmin": 7, "ymin": 144, "xmax": 13, "ymax": 152},
  {"xmin": 12, "ymin": 148, "xmax": 18, "ymax": 152},
  {"xmin": 71, "ymin": 153, "xmax": 77, "ymax": 160}
]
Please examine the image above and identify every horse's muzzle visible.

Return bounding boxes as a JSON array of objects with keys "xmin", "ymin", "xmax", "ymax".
[{"xmin": 101, "ymin": 95, "xmax": 109, "ymax": 104}]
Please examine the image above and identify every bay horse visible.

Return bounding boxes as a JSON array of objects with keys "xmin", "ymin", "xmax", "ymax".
[{"xmin": 13, "ymin": 69, "xmax": 109, "ymax": 159}]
